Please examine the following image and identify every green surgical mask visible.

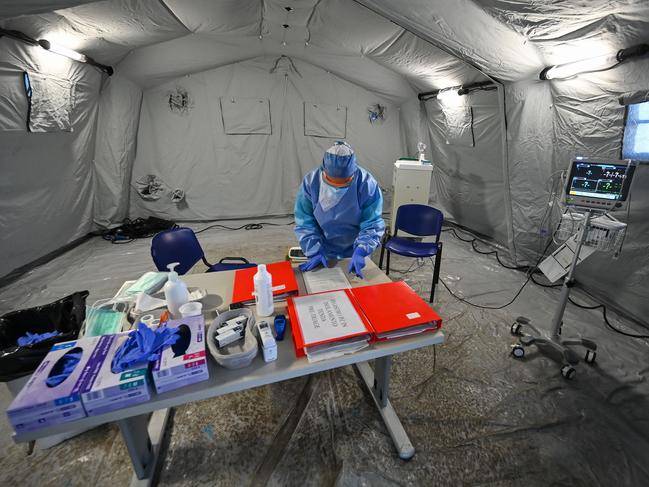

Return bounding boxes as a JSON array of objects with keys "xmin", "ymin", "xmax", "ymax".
[
  {"xmin": 85, "ymin": 307, "xmax": 124, "ymax": 336},
  {"xmin": 124, "ymin": 272, "xmax": 168, "ymax": 296}
]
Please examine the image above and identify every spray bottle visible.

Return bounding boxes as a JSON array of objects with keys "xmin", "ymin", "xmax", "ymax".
[
  {"xmin": 254, "ymin": 264, "xmax": 274, "ymax": 317},
  {"xmin": 163, "ymin": 262, "xmax": 189, "ymax": 319}
]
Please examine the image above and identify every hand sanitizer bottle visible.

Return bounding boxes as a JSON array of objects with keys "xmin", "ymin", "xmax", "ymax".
[
  {"xmin": 254, "ymin": 264, "xmax": 274, "ymax": 317},
  {"xmin": 163, "ymin": 262, "xmax": 189, "ymax": 319}
]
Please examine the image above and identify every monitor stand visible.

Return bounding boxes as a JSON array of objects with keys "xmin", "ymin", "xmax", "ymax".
[{"xmin": 510, "ymin": 209, "xmax": 599, "ymax": 379}]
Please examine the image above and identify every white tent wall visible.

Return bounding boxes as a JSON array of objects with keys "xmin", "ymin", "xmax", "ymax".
[
  {"xmin": 0, "ymin": 39, "xmax": 101, "ymax": 278},
  {"xmin": 129, "ymin": 56, "xmax": 409, "ymax": 221},
  {"xmin": 92, "ymin": 74, "xmax": 142, "ymax": 227},
  {"xmin": 503, "ymin": 80, "xmax": 555, "ymax": 262},
  {"xmin": 1, "ymin": 0, "xmax": 647, "ymax": 326},
  {"xmin": 423, "ymin": 89, "xmax": 510, "ymax": 245}
]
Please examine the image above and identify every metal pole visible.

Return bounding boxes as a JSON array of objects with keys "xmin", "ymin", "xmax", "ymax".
[{"xmin": 551, "ymin": 210, "xmax": 592, "ymax": 339}]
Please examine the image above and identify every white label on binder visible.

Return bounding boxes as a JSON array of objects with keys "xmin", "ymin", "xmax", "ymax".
[
  {"xmin": 406, "ymin": 312, "xmax": 421, "ymax": 320},
  {"xmin": 293, "ymin": 291, "xmax": 367, "ymax": 345}
]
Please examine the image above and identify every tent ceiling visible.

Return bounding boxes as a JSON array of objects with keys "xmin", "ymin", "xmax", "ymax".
[
  {"xmin": 2, "ymin": 1, "xmax": 646, "ymax": 87},
  {"xmin": 474, "ymin": 0, "xmax": 649, "ymax": 66},
  {"xmin": 1, "ymin": 0, "xmax": 490, "ymax": 98},
  {"xmin": 0, "ymin": 0, "xmax": 188, "ymax": 65}
]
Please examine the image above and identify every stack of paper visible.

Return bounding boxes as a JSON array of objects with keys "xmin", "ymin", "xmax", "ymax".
[{"xmin": 303, "ymin": 266, "xmax": 351, "ymax": 294}]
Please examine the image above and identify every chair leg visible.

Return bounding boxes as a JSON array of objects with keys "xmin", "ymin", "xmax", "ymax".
[
  {"xmin": 386, "ymin": 250, "xmax": 391, "ymax": 276},
  {"xmin": 379, "ymin": 242, "xmax": 386, "ymax": 270},
  {"xmin": 430, "ymin": 244, "xmax": 443, "ymax": 303}
]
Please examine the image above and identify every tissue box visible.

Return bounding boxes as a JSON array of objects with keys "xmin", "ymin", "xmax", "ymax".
[
  {"xmin": 152, "ymin": 315, "xmax": 209, "ymax": 394},
  {"xmin": 7, "ymin": 336, "xmax": 109, "ymax": 433},
  {"xmin": 81, "ymin": 334, "xmax": 151, "ymax": 416}
]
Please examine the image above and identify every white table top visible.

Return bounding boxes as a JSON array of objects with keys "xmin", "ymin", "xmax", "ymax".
[{"xmin": 13, "ymin": 258, "xmax": 444, "ymax": 443}]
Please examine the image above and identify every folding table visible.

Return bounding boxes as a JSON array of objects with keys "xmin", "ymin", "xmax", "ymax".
[{"xmin": 12, "ymin": 258, "xmax": 445, "ymax": 486}]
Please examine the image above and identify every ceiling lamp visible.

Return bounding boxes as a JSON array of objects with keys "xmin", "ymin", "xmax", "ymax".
[
  {"xmin": 38, "ymin": 39, "xmax": 86, "ymax": 62},
  {"xmin": 540, "ymin": 44, "xmax": 649, "ymax": 80},
  {"xmin": 0, "ymin": 28, "xmax": 113, "ymax": 75}
]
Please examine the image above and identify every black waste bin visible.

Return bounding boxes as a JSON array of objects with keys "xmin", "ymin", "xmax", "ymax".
[{"xmin": 0, "ymin": 290, "xmax": 88, "ymax": 382}]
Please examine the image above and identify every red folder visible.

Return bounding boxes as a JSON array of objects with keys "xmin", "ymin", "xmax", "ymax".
[
  {"xmin": 231, "ymin": 261, "xmax": 299, "ymax": 304},
  {"xmin": 287, "ymin": 289, "xmax": 373, "ymax": 358},
  {"xmin": 350, "ymin": 281, "xmax": 442, "ymax": 340}
]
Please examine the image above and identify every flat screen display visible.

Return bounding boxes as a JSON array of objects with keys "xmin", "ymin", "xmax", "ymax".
[{"xmin": 566, "ymin": 159, "xmax": 635, "ymax": 202}]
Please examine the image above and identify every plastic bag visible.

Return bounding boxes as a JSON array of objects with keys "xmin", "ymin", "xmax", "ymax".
[{"xmin": 0, "ymin": 291, "xmax": 88, "ymax": 382}]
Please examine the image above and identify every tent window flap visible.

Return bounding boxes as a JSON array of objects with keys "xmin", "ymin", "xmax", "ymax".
[
  {"xmin": 23, "ymin": 71, "xmax": 75, "ymax": 132},
  {"xmin": 304, "ymin": 102, "xmax": 347, "ymax": 138},
  {"xmin": 442, "ymin": 106, "xmax": 474, "ymax": 147},
  {"xmin": 220, "ymin": 97, "xmax": 271, "ymax": 135}
]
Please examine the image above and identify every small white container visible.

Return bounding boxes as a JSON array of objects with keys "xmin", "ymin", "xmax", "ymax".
[
  {"xmin": 254, "ymin": 264, "xmax": 274, "ymax": 317},
  {"xmin": 179, "ymin": 301, "xmax": 203, "ymax": 317}
]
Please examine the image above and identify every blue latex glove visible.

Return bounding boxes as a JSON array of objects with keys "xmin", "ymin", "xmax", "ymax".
[
  {"xmin": 299, "ymin": 253, "xmax": 328, "ymax": 273},
  {"xmin": 347, "ymin": 248, "xmax": 366, "ymax": 279},
  {"xmin": 17, "ymin": 330, "xmax": 61, "ymax": 346},
  {"xmin": 111, "ymin": 323, "xmax": 180, "ymax": 373},
  {"xmin": 46, "ymin": 351, "xmax": 82, "ymax": 387}
]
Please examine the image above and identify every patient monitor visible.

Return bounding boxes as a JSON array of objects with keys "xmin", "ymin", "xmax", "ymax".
[{"xmin": 564, "ymin": 156, "xmax": 636, "ymax": 211}]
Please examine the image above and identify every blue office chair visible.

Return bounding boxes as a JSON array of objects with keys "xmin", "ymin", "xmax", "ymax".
[
  {"xmin": 151, "ymin": 227, "xmax": 256, "ymax": 275},
  {"xmin": 379, "ymin": 204, "xmax": 444, "ymax": 302}
]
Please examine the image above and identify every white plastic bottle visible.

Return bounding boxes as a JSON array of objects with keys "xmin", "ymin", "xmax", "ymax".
[
  {"xmin": 163, "ymin": 262, "xmax": 189, "ymax": 319},
  {"xmin": 254, "ymin": 264, "xmax": 274, "ymax": 317}
]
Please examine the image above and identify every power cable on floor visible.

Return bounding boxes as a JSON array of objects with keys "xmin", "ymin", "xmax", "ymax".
[
  {"xmin": 444, "ymin": 226, "xmax": 529, "ymax": 271},
  {"xmin": 437, "ymin": 238, "xmax": 554, "ymax": 310},
  {"xmin": 194, "ymin": 220, "xmax": 294, "ymax": 234},
  {"xmin": 442, "ymin": 224, "xmax": 648, "ymax": 339},
  {"xmin": 568, "ymin": 296, "xmax": 649, "ymax": 339}
]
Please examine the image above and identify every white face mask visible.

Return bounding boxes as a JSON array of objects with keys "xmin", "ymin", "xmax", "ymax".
[{"xmin": 318, "ymin": 173, "xmax": 349, "ymax": 211}]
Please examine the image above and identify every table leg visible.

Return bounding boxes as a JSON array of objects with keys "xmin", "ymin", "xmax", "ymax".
[
  {"xmin": 355, "ymin": 357, "xmax": 415, "ymax": 460},
  {"xmin": 117, "ymin": 408, "xmax": 170, "ymax": 486}
]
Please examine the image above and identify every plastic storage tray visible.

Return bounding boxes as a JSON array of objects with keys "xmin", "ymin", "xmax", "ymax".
[{"xmin": 207, "ymin": 309, "xmax": 258, "ymax": 369}]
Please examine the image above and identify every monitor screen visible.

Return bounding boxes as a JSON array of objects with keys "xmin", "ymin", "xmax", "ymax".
[{"xmin": 566, "ymin": 159, "xmax": 635, "ymax": 203}]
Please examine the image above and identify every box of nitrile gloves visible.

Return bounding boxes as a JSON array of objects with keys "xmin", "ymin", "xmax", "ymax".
[
  {"xmin": 6, "ymin": 336, "xmax": 109, "ymax": 433},
  {"xmin": 81, "ymin": 334, "xmax": 151, "ymax": 416},
  {"xmin": 151, "ymin": 315, "xmax": 209, "ymax": 394}
]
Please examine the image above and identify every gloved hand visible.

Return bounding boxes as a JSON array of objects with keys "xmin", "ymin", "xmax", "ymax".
[
  {"xmin": 299, "ymin": 252, "xmax": 328, "ymax": 272},
  {"xmin": 347, "ymin": 248, "xmax": 367, "ymax": 279}
]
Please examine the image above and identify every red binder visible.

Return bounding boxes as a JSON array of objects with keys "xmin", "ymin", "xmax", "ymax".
[
  {"xmin": 350, "ymin": 281, "xmax": 442, "ymax": 340},
  {"xmin": 287, "ymin": 289, "xmax": 373, "ymax": 358},
  {"xmin": 231, "ymin": 261, "xmax": 299, "ymax": 304}
]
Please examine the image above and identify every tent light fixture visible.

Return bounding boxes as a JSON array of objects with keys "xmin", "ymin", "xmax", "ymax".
[
  {"xmin": 418, "ymin": 81, "xmax": 495, "ymax": 102},
  {"xmin": 436, "ymin": 87, "xmax": 462, "ymax": 102},
  {"xmin": 38, "ymin": 39, "xmax": 87, "ymax": 62},
  {"xmin": 0, "ymin": 28, "xmax": 112, "ymax": 75},
  {"xmin": 540, "ymin": 43, "xmax": 649, "ymax": 80}
]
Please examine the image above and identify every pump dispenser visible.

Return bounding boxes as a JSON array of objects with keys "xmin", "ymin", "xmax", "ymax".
[
  {"xmin": 254, "ymin": 264, "xmax": 274, "ymax": 317},
  {"xmin": 163, "ymin": 262, "xmax": 189, "ymax": 319}
]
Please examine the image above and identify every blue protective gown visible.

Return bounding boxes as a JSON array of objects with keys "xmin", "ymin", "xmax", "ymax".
[{"xmin": 294, "ymin": 166, "xmax": 385, "ymax": 259}]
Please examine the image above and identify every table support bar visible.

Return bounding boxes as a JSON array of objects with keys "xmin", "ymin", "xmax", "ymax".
[
  {"xmin": 355, "ymin": 358, "xmax": 415, "ymax": 460},
  {"xmin": 117, "ymin": 408, "xmax": 170, "ymax": 486}
]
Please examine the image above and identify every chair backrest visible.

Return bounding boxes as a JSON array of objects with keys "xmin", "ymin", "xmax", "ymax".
[
  {"xmin": 151, "ymin": 227, "xmax": 205, "ymax": 275},
  {"xmin": 210, "ymin": 257, "xmax": 257, "ymax": 272},
  {"xmin": 394, "ymin": 204, "xmax": 444, "ymax": 240}
]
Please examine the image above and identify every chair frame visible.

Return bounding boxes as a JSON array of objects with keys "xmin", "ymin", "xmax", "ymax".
[
  {"xmin": 379, "ymin": 207, "xmax": 443, "ymax": 303},
  {"xmin": 151, "ymin": 228, "xmax": 253, "ymax": 274}
]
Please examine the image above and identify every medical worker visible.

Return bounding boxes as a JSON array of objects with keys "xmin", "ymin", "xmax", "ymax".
[{"xmin": 294, "ymin": 141, "xmax": 385, "ymax": 279}]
